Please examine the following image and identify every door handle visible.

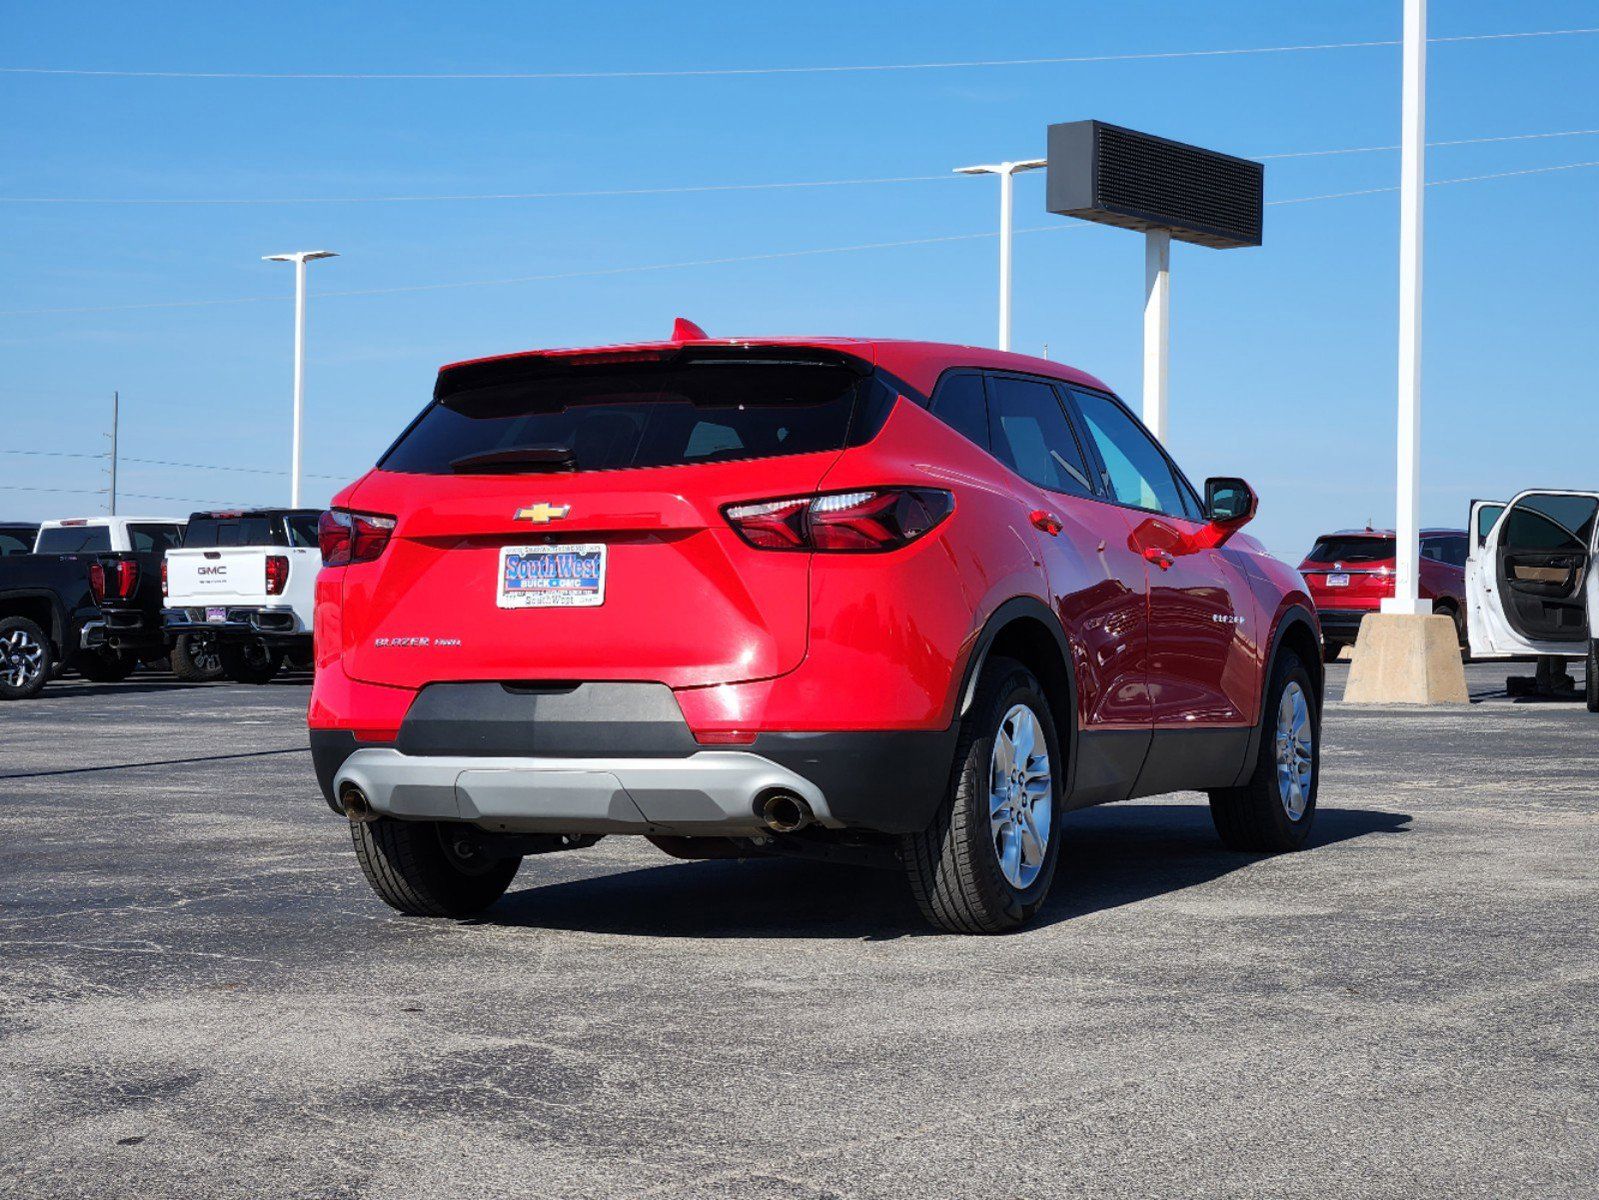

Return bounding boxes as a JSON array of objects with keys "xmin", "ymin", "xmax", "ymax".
[
  {"xmin": 1029, "ymin": 510, "xmax": 1063, "ymax": 537},
  {"xmin": 1143, "ymin": 547, "xmax": 1175, "ymax": 570}
]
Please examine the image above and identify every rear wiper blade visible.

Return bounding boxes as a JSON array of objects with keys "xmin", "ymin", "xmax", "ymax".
[{"xmin": 450, "ymin": 446, "xmax": 578, "ymax": 474}]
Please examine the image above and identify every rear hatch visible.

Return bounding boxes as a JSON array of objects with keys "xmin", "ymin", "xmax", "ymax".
[
  {"xmin": 337, "ymin": 346, "xmax": 881, "ymax": 691},
  {"xmin": 166, "ymin": 548, "xmax": 276, "ymax": 606},
  {"xmin": 1299, "ymin": 534, "xmax": 1396, "ymax": 607}
]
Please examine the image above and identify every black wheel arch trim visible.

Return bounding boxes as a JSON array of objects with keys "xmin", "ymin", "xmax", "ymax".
[
  {"xmin": 1232, "ymin": 603, "xmax": 1322, "ymax": 788},
  {"xmin": 953, "ymin": 595, "xmax": 1081, "ymax": 798}
]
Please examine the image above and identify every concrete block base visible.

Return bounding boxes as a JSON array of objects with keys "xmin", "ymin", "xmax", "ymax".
[{"xmin": 1343, "ymin": 613, "xmax": 1470, "ymax": 705}]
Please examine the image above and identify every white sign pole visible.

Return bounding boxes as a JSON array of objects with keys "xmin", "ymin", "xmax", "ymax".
[{"xmin": 1384, "ymin": 0, "xmax": 1428, "ymax": 616}]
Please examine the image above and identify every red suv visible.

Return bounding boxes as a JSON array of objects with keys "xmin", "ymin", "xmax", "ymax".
[
  {"xmin": 309, "ymin": 326, "xmax": 1322, "ymax": 934},
  {"xmin": 1299, "ymin": 527, "xmax": 1469, "ymax": 659}
]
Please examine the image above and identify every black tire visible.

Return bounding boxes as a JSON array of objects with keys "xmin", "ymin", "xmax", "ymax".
[
  {"xmin": 900, "ymin": 656, "xmax": 1064, "ymax": 934},
  {"xmin": 218, "ymin": 639, "xmax": 282, "ymax": 685},
  {"xmin": 1208, "ymin": 649, "xmax": 1320, "ymax": 852},
  {"xmin": 170, "ymin": 633, "xmax": 224, "ymax": 682},
  {"xmin": 1321, "ymin": 640, "xmax": 1345, "ymax": 664},
  {"xmin": 0, "ymin": 615, "xmax": 54, "ymax": 701},
  {"xmin": 351, "ymin": 818, "xmax": 522, "ymax": 917},
  {"xmin": 1586, "ymin": 640, "xmax": 1599, "ymax": 714},
  {"xmin": 73, "ymin": 649, "xmax": 137, "ymax": 683}
]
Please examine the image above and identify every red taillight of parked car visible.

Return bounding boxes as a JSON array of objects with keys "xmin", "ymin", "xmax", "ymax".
[
  {"xmin": 265, "ymin": 554, "xmax": 290, "ymax": 596},
  {"xmin": 318, "ymin": 509, "xmax": 397, "ymax": 567},
  {"xmin": 722, "ymin": 488, "xmax": 954, "ymax": 552},
  {"xmin": 89, "ymin": 559, "xmax": 139, "ymax": 603}
]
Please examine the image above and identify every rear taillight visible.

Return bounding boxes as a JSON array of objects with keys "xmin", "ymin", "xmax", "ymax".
[
  {"xmin": 265, "ymin": 555, "xmax": 290, "ymax": 595},
  {"xmin": 319, "ymin": 509, "xmax": 396, "ymax": 567},
  {"xmin": 89, "ymin": 559, "xmax": 139, "ymax": 603},
  {"xmin": 723, "ymin": 488, "xmax": 953, "ymax": 552},
  {"xmin": 160, "ymin": 557, "xmax": 168, "ymax": 598}
]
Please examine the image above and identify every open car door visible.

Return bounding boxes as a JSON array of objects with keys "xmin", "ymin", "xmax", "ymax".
[{"xmin": 1467, "ymin": 490, "xmax": 1598, "ymax": 659}]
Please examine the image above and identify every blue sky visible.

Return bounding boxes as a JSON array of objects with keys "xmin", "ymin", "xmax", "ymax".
[{"xmin": 3, "ymin": 0, "xmax": 1597, "ymax": 558}]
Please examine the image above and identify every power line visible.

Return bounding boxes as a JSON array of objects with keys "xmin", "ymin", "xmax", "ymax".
[
  {"xmin": 4, "ymin": 157, "xmax": 1597, "ymax": 319},
  {"xmin": 1255, "ymin": 126, "xmax": 1599, "ymax": 159},
  {"xmin": 1268, "ymin": 159, "xmax": 1599, "ymax": 205},
  {"xmin": 4, "ymin": 127, "xmax": 1596, "ymax": 207},
  {"xmin": 0, "ymin": 446, "xmax": 345, "ymax": 482},
  {"xmin": 0, "ymin": 174, "xmax": 955, "ymax": 206},
  {"xmin": 118, "ymin": 453, "xmax": 347, "ymax": 481},
  {"xmin": 1, "ymin": 27, "xmax": 1595, "ymax": 80}
]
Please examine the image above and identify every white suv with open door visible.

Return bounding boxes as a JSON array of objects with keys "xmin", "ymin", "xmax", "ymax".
[{"xmin": 1467, "ymin": 491, "xmax": 1599, "ymax": 711}]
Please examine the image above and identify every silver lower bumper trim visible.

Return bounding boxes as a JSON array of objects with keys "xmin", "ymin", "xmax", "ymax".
[{"xmin": 333, "ymin": 748, "xmax": 833, "ymax": 835}]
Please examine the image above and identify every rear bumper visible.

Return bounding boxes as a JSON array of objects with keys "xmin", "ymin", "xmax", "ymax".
[
  {"xmin": 1315, "ymin": 609, "xmax": 1374, "ymax": 640},
  {"xmin": 333, "ymin": 746, "xmax": 837, "ymax": 835},
  {"xmin": 81, "ymin": 610, "xmax": 167, "ymax": 653},
  {"xmin": 309, "ymin": 678, "xmax": 958, "ymax": 834},
  {"xmin": 164, "ymin": 605, "xmax": 308, "ymax": 644}
]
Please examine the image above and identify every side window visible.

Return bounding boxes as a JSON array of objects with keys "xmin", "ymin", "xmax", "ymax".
[
  {"xmin": 1502, "ymin": 495, "xmax": 1598, "ymax": 553},
  {"xmin": 1474, "ymin": 504, "xmax": 1506, "ymax": 548},
  {"xmin": 1420, "ymin": 536, "xmax": 1446, "ymax": 563},
  {"xmin": 1447, "ymin": 536, "xmax": 1469, "ymax": 567},
  {"xmin": 986, "ymin": 376, "xmax": 1095, "ymax": 497},
  {"xmin": 1069, "ymin": 389, "xmax": 1189, "ymax": 517},
  {"xmin": 128, "ymin": 523, "xmax": 184, "ymax": 553},
  {"xmin": 929, "ymin": 372, "xmax": 989, "ymax": 450}
]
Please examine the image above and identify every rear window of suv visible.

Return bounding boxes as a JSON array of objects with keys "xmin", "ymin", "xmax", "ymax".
[
  {"xmin": 380, "ymin": 357, "xmax": 870, "ymax": 475},
  {"xmin": 1305, "ymin": 536, "xmax": 1396, "ymax": 564}
]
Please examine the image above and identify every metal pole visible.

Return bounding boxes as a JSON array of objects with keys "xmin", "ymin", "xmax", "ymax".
[
  {"xmin": 998, "ymin": 166, "xmax": 1015, "ymax": 351},
  {"xmin": 1384, "ymin": 0, "xmax": 1427, "ymax": 615},
  {"xmin": 1142, "ymin": 230, "xmax": 1171, "ymax": 438},
  {"xmin": 108, "ymin": 390, "xmax": 119, "ymax": 516},
  {"xmin": 291, "ymin": 257, "xmax": 307, "ymax": 509}
]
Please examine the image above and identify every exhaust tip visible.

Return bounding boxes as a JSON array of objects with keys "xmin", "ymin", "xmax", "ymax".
[
  {"xmin": 760, "ymin": 791, "xmax": 812, "ymax": 834},
  {"xmin": 338, "ymin": 782, "xmax": 376, "ymax": 823}
]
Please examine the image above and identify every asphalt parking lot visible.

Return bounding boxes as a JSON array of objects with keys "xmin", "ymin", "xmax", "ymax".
[{"xmin": 1, "ymin": 662, "xmax": 1595, "ymax": 1199}]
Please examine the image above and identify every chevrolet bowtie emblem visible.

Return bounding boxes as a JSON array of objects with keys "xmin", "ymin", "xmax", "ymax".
[{"xmin": 515, "ymin": 503, "xmax": 570, "ymax": 524}]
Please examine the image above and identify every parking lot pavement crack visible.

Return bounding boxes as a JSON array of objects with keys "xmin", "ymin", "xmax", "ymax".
[{"xmin": 0, "ymin": 746, "xmax": 308, "ymax": 782}]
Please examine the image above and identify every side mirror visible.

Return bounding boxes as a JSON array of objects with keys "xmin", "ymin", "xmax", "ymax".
[{"xmin": 1203, "ymin": 477, "xmax": 1258, "ymax": 543}]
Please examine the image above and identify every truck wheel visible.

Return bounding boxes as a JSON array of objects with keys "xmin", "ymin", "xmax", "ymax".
[
  {"xmin": 218, "ymin": 640, "xmax": 282, "ymax": 684},
  {"xmin": 1586, "ymin": 640, "xmax": 1598, "ymax": 714},
  {"xmin": 1209, "ymin": 649, "xmax": 1319, "ymax": 852},
  {"xmin": 0, "ymin": 616, "xmax": 53, "ymax": 701},
  {"xmin": 900, "ymin": 656, "xmax": 1063, "ymax": 934},
  {"xmin": 170, "ymin": 633, "xmax": 224, "ymax": 682},
  {"xmin": 73, "ymin": 649, "xmax": 137, "ymax": 683},
  {"xmin": 351, "ymin": 818, "xmax": 522, "ymax": 917}
]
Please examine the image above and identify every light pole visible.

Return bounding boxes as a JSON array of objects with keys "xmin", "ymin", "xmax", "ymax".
[
  {"xmin": 1382, "ymin": 0, "xmax": 1428, "ymax": 617},
  {"xmin": 954, "ymin": 159, "xmax": 1046, "ymax": 351},
  {"xmin": 263, "ymin": 250, "xmax": 338, "ymax": 508}
]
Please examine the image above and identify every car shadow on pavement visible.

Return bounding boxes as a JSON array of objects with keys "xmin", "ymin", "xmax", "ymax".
[{"xmin": 474, "ymin": 802, "xmax": 1412, "ymax": 940}]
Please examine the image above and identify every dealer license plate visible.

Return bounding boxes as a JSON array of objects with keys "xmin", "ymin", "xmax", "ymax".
[
  {"xmin": 498, "ymin": 544, "xmax": 606, "ymax": 608},
  {"xmin": 205, "ymin": 606, "xmax": 227, "ymax": 623},
  {"xmin": 1325, "ymin": 573, "xmax": 1350, "ymax": 588}
]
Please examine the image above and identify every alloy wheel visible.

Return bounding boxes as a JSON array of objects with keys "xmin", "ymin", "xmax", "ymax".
[
  {"xmin": 1275, "ymin": 681, "xmax": 1314, "ymax": 820},
  {"xmin": 3, "ymin": 628, "xmax": 45, "ymax": 689},
  {"xmin": 988, "ymin": 703, "xmax": 1053, "ymax": 889}
]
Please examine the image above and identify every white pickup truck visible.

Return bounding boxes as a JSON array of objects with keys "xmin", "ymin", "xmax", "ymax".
[
  {"xmin": 162, "ymin": 508, "xmax": 321, "ymax": 683},
  {"xmin": 33, "ymin": 515, "xmax": 186, "ymax": 556}
]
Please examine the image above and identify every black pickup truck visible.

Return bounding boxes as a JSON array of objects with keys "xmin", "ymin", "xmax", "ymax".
[{"xmin": 0, "ymin": 549, "xmax": 169, "ymax": 699}]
